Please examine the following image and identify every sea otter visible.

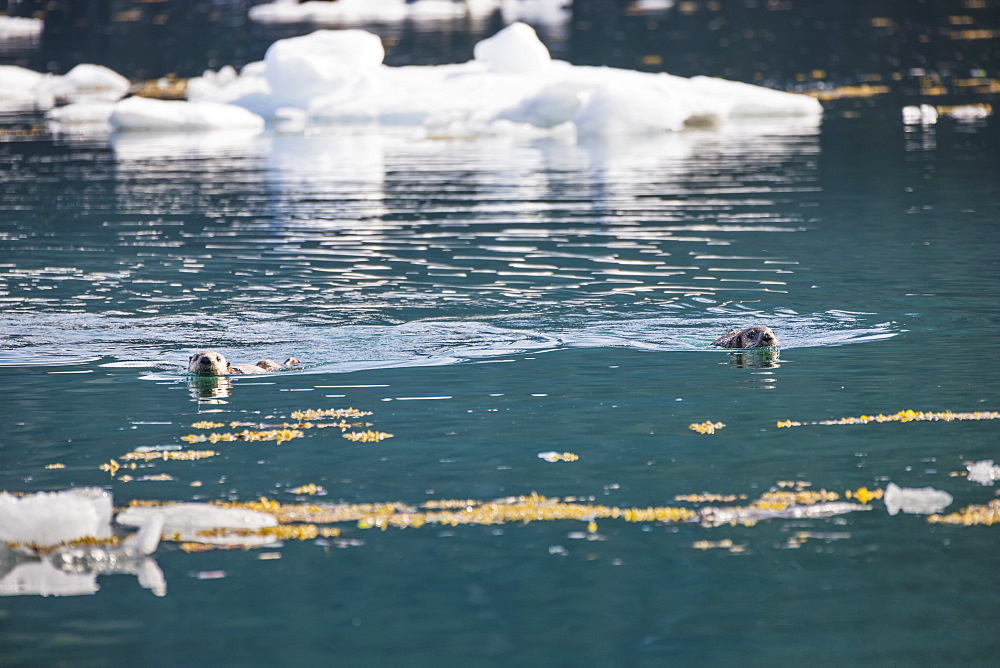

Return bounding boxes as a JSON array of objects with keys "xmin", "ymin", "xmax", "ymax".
[
  {"xmin": 712, "ymin": 326, "xmax": 778, "ymax": 349},
  {"xmin": 187, "ymin": 350, "xmax": 301, "ymax": 376}
]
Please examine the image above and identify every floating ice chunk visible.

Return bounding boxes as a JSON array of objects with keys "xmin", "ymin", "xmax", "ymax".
[
  {"xmin": 187, "ymin": 64, "xmax": 272, "ymax": 106},
  {"xmin": 0, "ymin": 64, "xmax": 55, "ymax": 110},
  {"xmin": 54, "ymin": 64, "xmax": 131, "ymax": 103},
  {"xmin": 248, "ymin": 0, "xmax": 484, "ymax": 24},
  {"xmin": 0, "ymin": 15, "xmax": 43, "ymax": 38},
  {"xmin": 902, "ymin": 104, "xmax": 937, "ymax": 125},
  {"xmin": 108, "ymin": 96, "xmax": 265, "ymax": 132},
  {"xmin": 474, "ymin": 22, "xmax": 551, "ymax": 74},
  {"xmin": 940, "ymin": 104, "xmax": 992, "ymax": 121},
  {"xmin": 500, "ymin": 0, "xmax": 572, "ymax": 24},
  {"xmin": 116, "ymin": 502, "xmax": 278, "ymax": 532},
  {"xmin": 250, "ymin": 0, "xmax": 409, "ymax": 24},
  {"xmin": 883, "ymin": 482, "xmax": 953, "ymax": 516},
  {"xmin": 699, "ymin": 501, "xmax": 870, "ymax": 527},
  {"xmin": 967, "ymin": 459, "xmax": 1000, "ymax": 486},
  {"xmin": 0, "ymin": 488, "xmax": 113, "ymax": 547},
  {"xmin": 0, "ymin": 514, "xmax": 167, "ymax": 597},
  {"xmin": 573, "ymin": 79, "xmax": 694, "ymax": 135},
  {"xmin": 690, "ymin": 76, "xmax": 824, "ymax": 118},
  {"xmin": 264, "ymin": 29, "xmax": 385, "ymax": 109},
  {"xmin": 46, "ymin": 101, "xmax": 117, "ymax": 126},
  {"xmin": 497, "ymin": 80, "xmax": 589, "ymax": 128}
]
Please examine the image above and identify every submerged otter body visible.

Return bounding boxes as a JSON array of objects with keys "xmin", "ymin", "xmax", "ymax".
[
  {"xmin": 712, "ymin": 326, "xmax": 778, "ymax": 349},
  {"xmin": 188, "ymin": 350, "xmax": 301, "ymax": 376}
]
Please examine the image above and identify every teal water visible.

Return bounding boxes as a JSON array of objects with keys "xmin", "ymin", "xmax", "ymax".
[{"xmin": 2, "ymin": 111, "xmax": 1000, "ymax": 662}]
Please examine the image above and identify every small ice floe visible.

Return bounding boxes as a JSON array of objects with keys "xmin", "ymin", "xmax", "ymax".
[
  {"xmin": 902, "ymin": 104, "xmax": 938, "ymax": 125},
  {"xmin": 3, "ymin": 62, "xmax": 126, "ymax": 114},
  {"xmin": 698, "ymin": 501, "xmax": 870, "ymax": 527},
  {"xmin": 0, "ymin": 488, "xmax": 113, "ymax": 546},
  {"xmin": 248, "ymin": 0, "xmax": 485, "ymax": 24},
  {"xmin": 883, "ymin": 482, "xmax": 953, "ymax": 516},
  {"xmin": 108, "ymin": 96, "xmax": 266, "ymax": 132},
  {"xmin": 966, "ymin": 460, "xmax": 1000, "ymax": 486},
  {"xmin": 51, "ymin": 64, "xmax": 130, "ymax": 103},
  {"xmin": 0, "ymin": 489, "xmax": 165, "ymax": 597},
  {"xmin": 0, "ymin": 64, "xmax": 56, "ymax": 111},
  {"xmin": 0, "ymin": 15, "xmax": 43, "ymax": 38},
  {"xmin": 116, "ymin": 502, "xmax": 278, "ymax": 546},
  {"xmin": 938, "ymin": 104, "xmax": 992, "ymax": 121}
]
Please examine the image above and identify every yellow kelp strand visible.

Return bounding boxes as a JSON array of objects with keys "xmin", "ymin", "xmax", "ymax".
[
  {"xmin": 291, "ymin": 408, "xmax": 372, "ymax": 420},
  {"xmin": 121, "ymin": 449, "xmax": 218, "ymax": 462},
  {"xmin": 689, "ymin": 421, "xmax": 725, "ymax": 434},
  {"xmin": 343, "ymin": 431, "xmax": 393, "ymax": 442},
  {"xmin": 928, "ymin": 500, "xmax": 1000, "ymax": 526},
  {"xmin": 191, "ymin": 421, "xmax": 225, "ymax": 429},
  {"xmin": 778, "ymin": 409, "xmax": 1000, "ymax": 428},
  {"xmin": 181, "ymin": 429, "xmax": 303, "ymax": 445},
  {"xmin": 289, "ymin": 484, "xmax": 326, "ymax": 495}
]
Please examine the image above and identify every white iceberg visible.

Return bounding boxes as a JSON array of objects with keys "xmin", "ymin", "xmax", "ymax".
[
  {"xmin": 265, "ymin": 29, "xmax": 384, "ymax": 109},
  {"xmin": 474, "ymin": 20, "xmax": 552, "ymax": 74},
  {"xmin": 116, "ymin": 502, "xmax": 277, "ymax": 531},
  {"xmin": 248, "ymin": 0, "xmax": 486, "ymax": 24},
  {"xmin": 0, "ymin": 64, "xmax": 55, "ymax": 111},
  {"xmin": 108, "ymin": 96, "xmax": 265, "ymax": 132},
  {"xmin": 0, "ymin": 15, "xmax": 43, "ymax": 38},
  {"xmin": 883, "ymin": 482, "xmax": 953, "ymax": 516},
  {"xmin": 0, "ymin": 488, "xmax": 113, "ymax": 547},
  {"xmin": 52, "ymin": 63, "xmax": 131, "ymax": 102},
  {"xmin": 967, "ymin": 459, "xmax": 1000, "ymax": 486},
  {"xmin": 0, "ymin": 489, "xmax": 166, "ymax": 597},
  {"xmin": 117, "ymin": 503, "xmax": 279, "ymax": 547},
  {"xmin": 187, "ymin": 22, "xmax": 821, "ymax": 138},
  {"xmin": 3, "ymin": 62, "xmax": 127, "ymax": 113}
]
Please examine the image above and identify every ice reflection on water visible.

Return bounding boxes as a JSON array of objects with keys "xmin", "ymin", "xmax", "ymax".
[{"xmin": 0, "ymin": 119, "xmax": 900, "ymax": 373}]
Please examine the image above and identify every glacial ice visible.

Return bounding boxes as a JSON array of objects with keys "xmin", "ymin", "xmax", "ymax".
[
  {"xmin": 116, "ymin": 502, "xmax": 278, "ymax": 531},
  {"xmin": 0, "ymin": 489, "xmax": 166, "ymax": 597},
  {"xmin": 883, "ymin": 482, "xmax": 953, "ymax": 516},
  {"xmin": 0, "ymin": 15, "xmax": 42, "ymax": 38},
  {"xmin": 108, "ymin": 96, "xmax": 265, "ymax": 132},
  {"xmin": 0, "ymin": 488, "xmax": 113, "ymax": 546},
  {"xmin": 31, "ymin": 22, "xmax": 820, "ymax": 138},
  {"xmin": 966, "ymin": 459, "xmax": 1000, "ymax": 486}
]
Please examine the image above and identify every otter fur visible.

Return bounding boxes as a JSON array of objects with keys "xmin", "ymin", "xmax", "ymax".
[
  {"xmin": 188, "ymin": 350, "xmax": 301, "ymax": 376},
  {"xmin": 712, "ymin": 326, "xmax": 778, "ymax": 349}
]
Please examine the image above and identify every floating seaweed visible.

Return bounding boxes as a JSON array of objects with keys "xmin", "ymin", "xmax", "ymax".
[
  {"xmin": 180, "ymin": 429, "xmax": 304, "ymax": 445},
  {"xmin": 928, "ymin": 500, "xmax": 1000, "ymax": 526},
  {"xmin": 777, "ymin": 409, "xmax": 1000, "ymax": 428},
  {"xmin": 689, "ymin": 421, "xmax": 725, "ymax": 434},
  {"xmin": 291, "ymin": 408, "xmax": 373, "ymax": 420},
  {"xmin": 191, "ymin": 421, "xmax": 225, "ymax": 429},
  {"xmin": 342, "ymin": 431, "xmax": 393, "ymax": 442},
  {"xmin": 289, "ymin": 484, "xmax": 326, "ymax": 496}
]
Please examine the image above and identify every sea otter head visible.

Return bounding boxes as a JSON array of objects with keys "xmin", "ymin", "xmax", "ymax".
[
  {"xmin": 188, "ymin": 350, "xmax": 232, "ymax": 376},
  {"xmin": 742, "ymin": 326, "xmax": 778, "ymax": 348}
]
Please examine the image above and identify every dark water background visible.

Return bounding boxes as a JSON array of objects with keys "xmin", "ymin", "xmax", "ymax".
[{"xmin": 2, "ymin": 1, "xmax": 1000, "ymax": 665}]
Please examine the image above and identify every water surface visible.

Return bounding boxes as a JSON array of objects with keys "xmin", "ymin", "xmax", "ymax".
[{"xmin": 2, "ymin": 20, "xmax": 1000, "ymax": 668}]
